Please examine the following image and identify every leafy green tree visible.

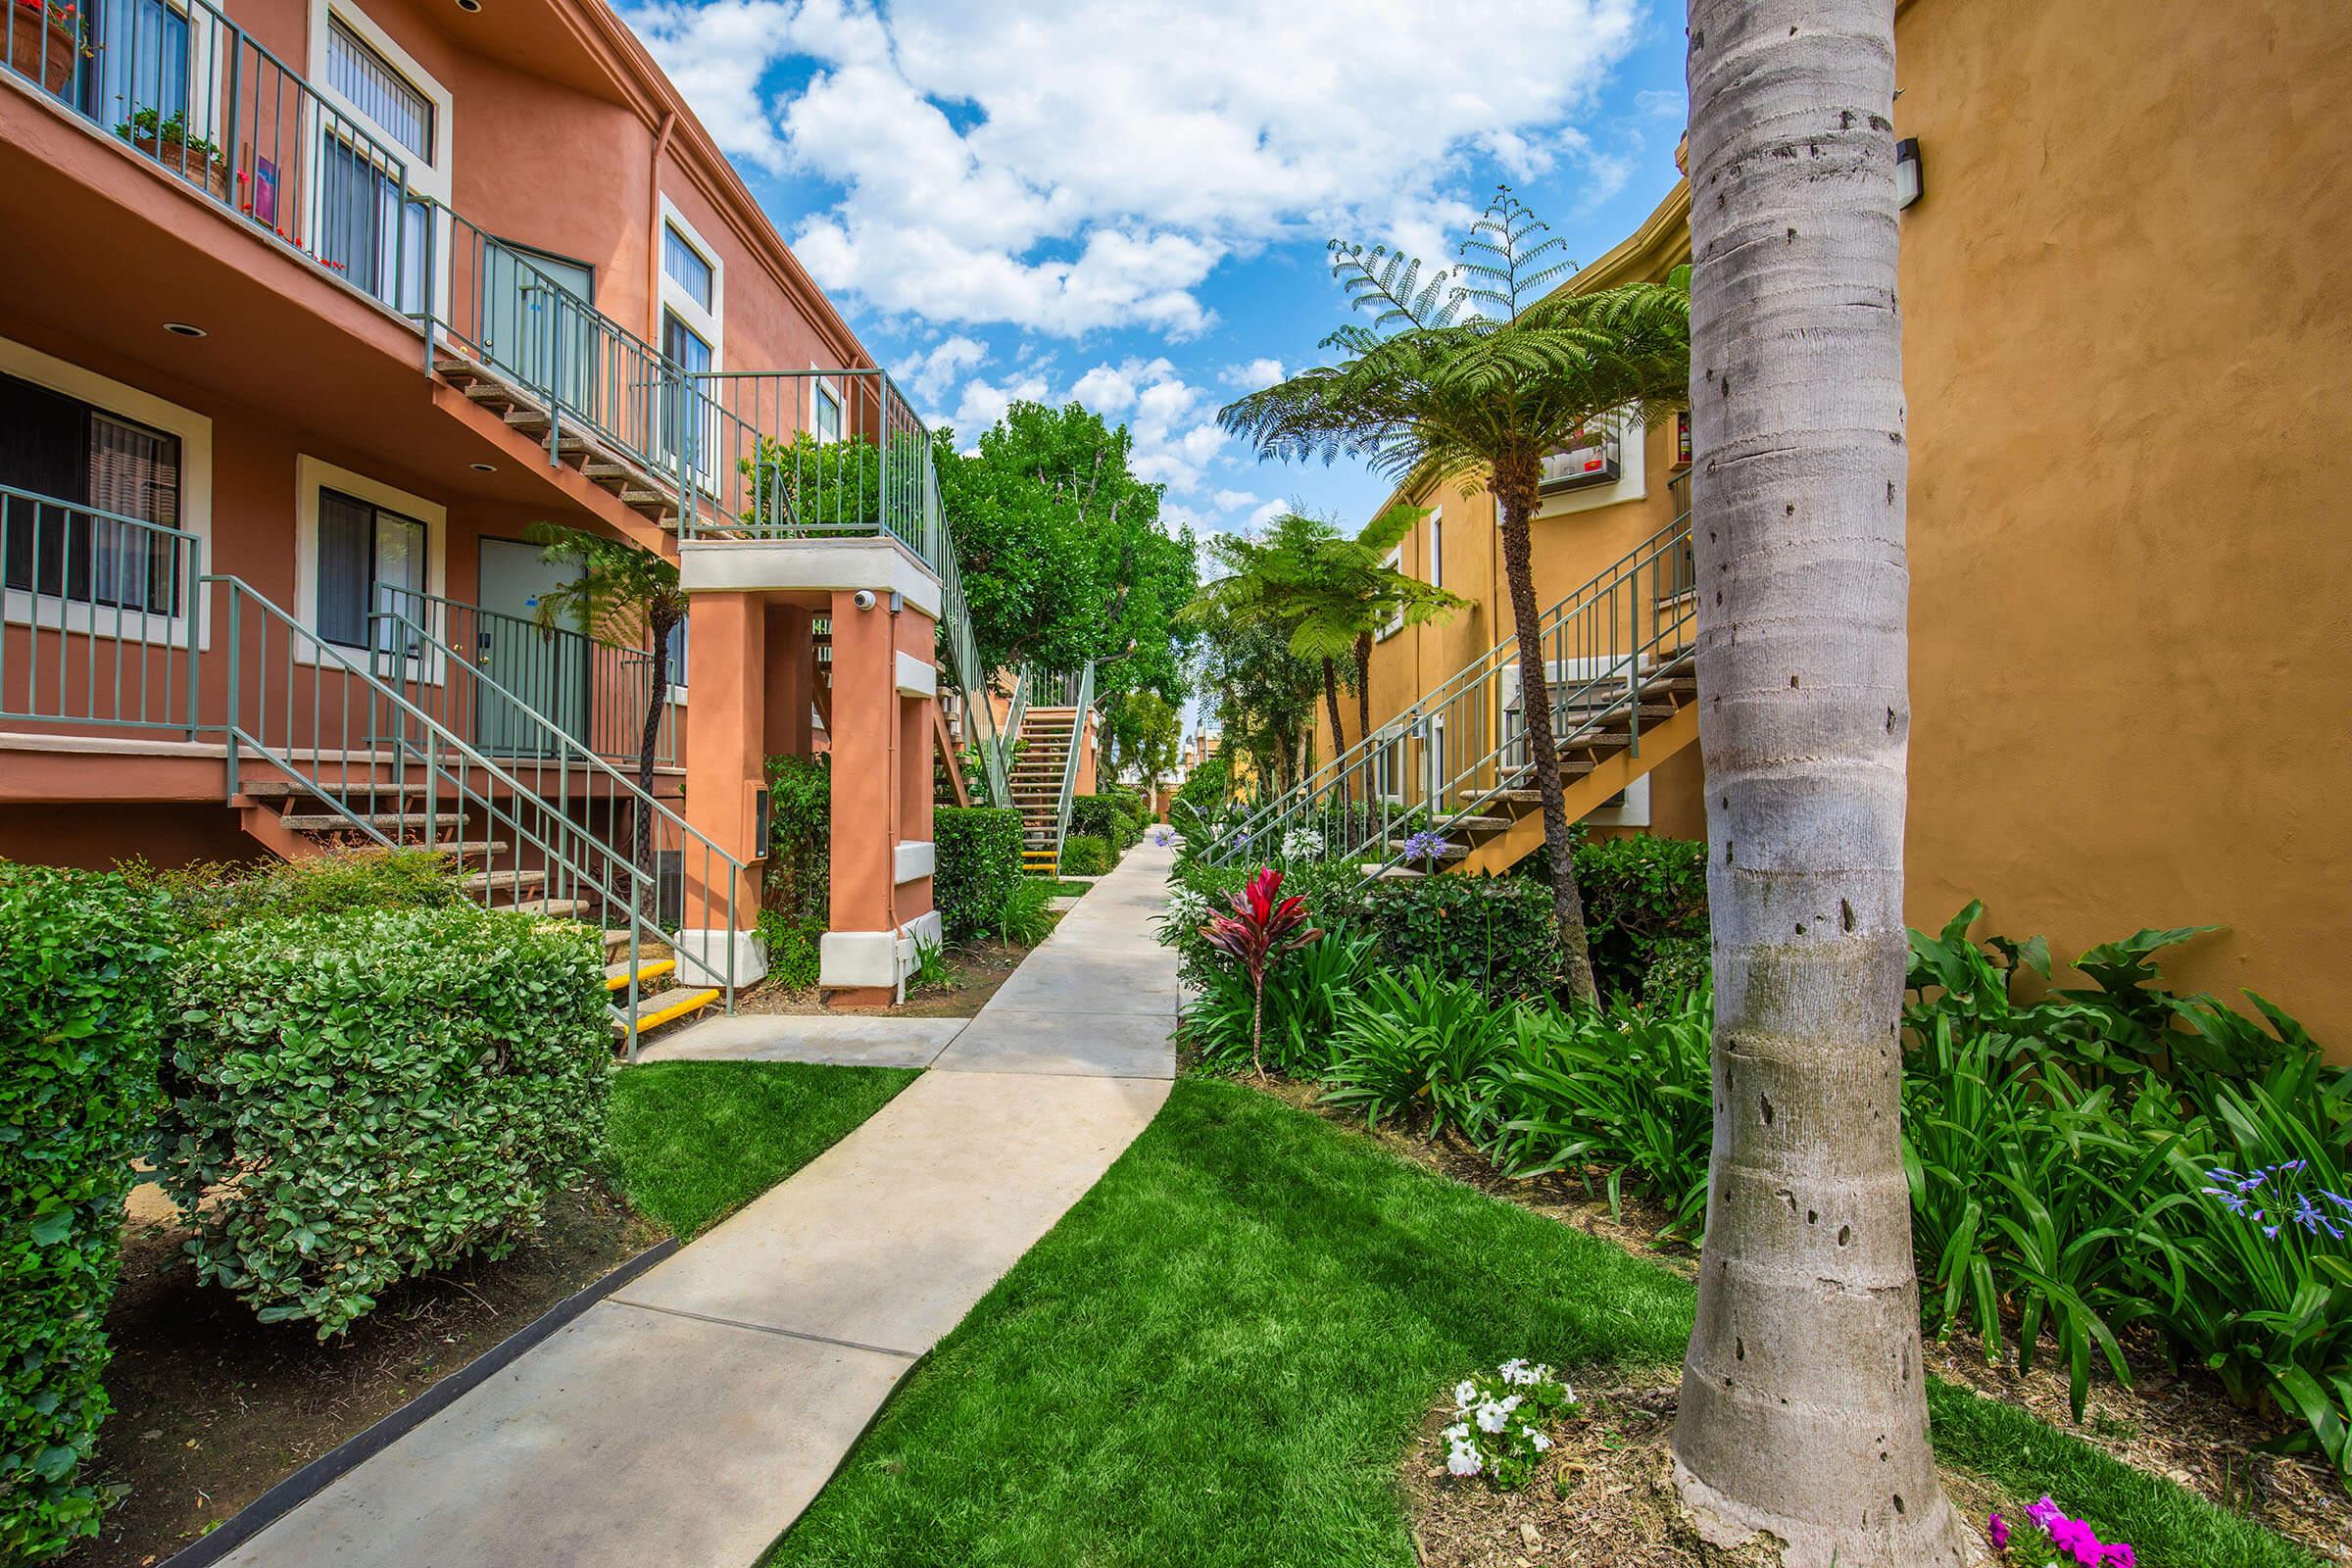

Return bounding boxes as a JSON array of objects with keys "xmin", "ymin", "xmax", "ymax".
[
  {"xmin": 524, "ymin": 523, "xmax": 684, "ymax": 866},
  {"xmin": 933, "ymin": 402, "xmax": 1198, "ymax": 710},
  {"xmin": 1100, "ymin": 689, "xmax": 1182, "ymax": 800},
  {"xmin": 1186, "ymin": 507, "xmax": 1462, "ymax": 796},
  {"xmin": 1196, "ymin": 612, "xmax": 1320, "ymax": 795},
  {"xmin": 1219, "ymin": 187, "xmax": 1690, "ymax": 1003}
]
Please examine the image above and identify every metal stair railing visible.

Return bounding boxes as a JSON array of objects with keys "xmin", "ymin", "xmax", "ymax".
[
  {"xmin": 375, "ymin": 587, "xmax": 676, "ymax": 766},
  {"xmin": 1049, "ymin": 661, "xmax": 1097, "ymax": 862},
  {"xmin": 204, "ymin": 574, "xmax": 741, "ymax": 1057},
  {"xmin": 1211, "ymin": 472, "xmax": 1693, "ymax": 875},
  {"xmin": 367, "ymin": 600, "xmax": 749, "ymax": 1051}
]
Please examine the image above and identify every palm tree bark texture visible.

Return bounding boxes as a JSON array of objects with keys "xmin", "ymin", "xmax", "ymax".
[{"xmin": 1672, "ymin": 2, "xmax": 1977, "ymax": 1565}]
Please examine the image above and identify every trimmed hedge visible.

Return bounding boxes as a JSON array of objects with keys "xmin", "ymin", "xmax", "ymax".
[
  {"xmin": 1059, "ymin": 834, "xmax": 1113, "ymax": 877},
  {"xmin": 158, "ymin": 906, "xmax": 611, "ymax": 1338},
  {"xmin": 118, "ymin": 846, "xmax": 458, "ymax": 934},
  {"xmin": 936, "ymin": 807, "xmax": 1023, "ymax": 943},
  {"xmin": 1568, "ymin": 835, "xmax": 1707, "ymax": 1002},
  {"xmin": 1068, "ymin": 796, "xmax": 1140, "ymax": 855},
  {"xmin": 2, "ymin": 865, "xmax": 174, "ymax": 1562}
]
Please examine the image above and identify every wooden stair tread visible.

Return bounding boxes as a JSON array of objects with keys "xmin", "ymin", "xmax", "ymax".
[
  {"xmin": 516, "ymin": 898, "xmax": 594, "ymax": 918},
  {"xmin": 464, "ymin": 868, "xmax": 548, "ymax": 893},
  {"xmin": 277, "ymin": 811, "xmax": 436, "ymax": 831}
]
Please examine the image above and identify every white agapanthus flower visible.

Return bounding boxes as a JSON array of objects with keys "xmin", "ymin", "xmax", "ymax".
[
  {"xmin": 1163, "ymin": 887, "xmax": 1209, "ymax": 929},
  {"xmin": 1279, "ymin": 826, "xmax": 1324, "ymax": 861}
]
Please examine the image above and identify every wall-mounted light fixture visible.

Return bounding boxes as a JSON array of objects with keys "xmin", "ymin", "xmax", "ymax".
[
  {"xmin": 1894, "ymin": 138, "xmax": 1924, "ymax": 210},
  {"xmin": 455, "ymin": 0, "xmax": 482, "ymax": 12},
  {"xmin": 470, "ymin": 462, "xmax": 497, "ymax": 473},
  {"xmin": 164, "ymin": 321, "xmax": 208, "ymax": 338}
]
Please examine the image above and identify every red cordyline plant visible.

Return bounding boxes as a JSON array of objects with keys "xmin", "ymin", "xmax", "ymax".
[{"xmin": 1199, "ymin": 866, "xmax": 1321, "ymax": 1077}]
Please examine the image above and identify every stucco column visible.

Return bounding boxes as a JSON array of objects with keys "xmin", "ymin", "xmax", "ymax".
[
  {"xmin": 763, "ymin": 604, "xmax": 814, "ymax": 758},
  {"xmin": 677, "ymin": 590, "xmax": 765, "ymax": 984},
  {"xmin": 820, "ymin": 589, "xmax": 900, "ymax": 1007}
]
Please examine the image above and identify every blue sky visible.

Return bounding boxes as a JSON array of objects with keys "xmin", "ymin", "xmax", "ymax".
[{"xmin": 623, "ymin": 0, "xmax": 1689, "ymax": 543}]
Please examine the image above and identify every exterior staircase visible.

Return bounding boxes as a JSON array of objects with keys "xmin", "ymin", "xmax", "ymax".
[
  {"xmin": 1009, "ymin": 704, "xmax": 1081, "ymax": 875},
  {"xmin": 1214, "ymin": 480, "xmax": 1698, "ymax": 885}
]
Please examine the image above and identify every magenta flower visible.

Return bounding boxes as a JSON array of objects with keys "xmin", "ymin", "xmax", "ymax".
[
  {"xmin": 2026, "ymin": 1495, "xmax": 2063, "ymax": 1532},
  {"xmin": 1985, "ymin": 1512, "xmax": 2010, "ymax": 1550}
]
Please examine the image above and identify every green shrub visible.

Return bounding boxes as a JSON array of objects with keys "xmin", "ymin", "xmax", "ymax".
[
  {"xmin": 1321, "ymin": 967, "xmax": 1518, "ymax": 1139},
  {"xmin": 1355, "ymin": 874, "xmax": 1557, "ymax": 1002},
  {"xmin": 1566, "ymin": 835, "xmax": 1707, "ymax": 1002},
  {"xmin": 1181, "ymin": 929, "xmax": 1376, "ymax": 1078},
  {"xmin": 1069, "ymin": 796, "xmax": 1141, "ymax": 855},
  {"xmin": 119, "ymin": 846, "xmax": 459, "ymax": 934},
  {"xmin": 1641, "ymin": 935, "xmax": 1710, "ymax": 1005},
  {"xmin": 1058, "ymin": 834, "xmax": 1112, "ymax": 877},
  {"xmin": 158, "ymin": 906, "xmax": 611, "ymax": 1338},
  {"xmin": 757, "ymin": 912, "xmax": 823, "ymax": 990},
  {"xmin": 936, "ymin": 807, "xmax": 1023, "ymax": 943},
  {"xmin": 764, "ymin": 754, "xmax": 831, "ymax": 926},
  {"xmin": 993, "ymin": 879, "xmax": 1059, "ymax": 947},
  {"xmin": 1, "ymin": 865, "xmax": 173, "ymax": 1562},
  {"xmin": 1483, "ymin": 986, "xmax": 1716, "ymax": 1238}
]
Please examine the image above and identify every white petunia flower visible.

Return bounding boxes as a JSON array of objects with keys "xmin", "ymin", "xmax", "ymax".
[
  {"xmin": 1529, "ymin": 1429, "xmax": 1553, "ymax": 1452},
  {"xmin": 1446, "ymin": 1447, "xmax": 1484, "ymax": 1477},
  {"xmin": 1476, "ymin": 1400, "xmax": 1510, "ymax": 1434},
  {"xmin": 1453, "ymin": 1380, "xmax": 1479, "ymax": 1410},
  {"xmin": 1498, "ymin": 1394, "xmax": 1523, "ymax": 1415},
  {"xmin": 1442, "ymin": 1422, "xmax": 1470, "ymax": 1443}
]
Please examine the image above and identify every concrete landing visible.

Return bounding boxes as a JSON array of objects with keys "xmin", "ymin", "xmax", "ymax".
[
  {"xmin": 639, "ymin": 1011, "xmax": 968, "ymax": 1068},
  {"xmin": 217, "ymin": 838, "xmax": 1181, "ymax": 1568}
]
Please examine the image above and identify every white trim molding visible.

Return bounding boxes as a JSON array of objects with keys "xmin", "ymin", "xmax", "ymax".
[
  {"xmin": 893, "ymin": 839, "xmax": 936, "ymax": 884},
  {"xmin": 894, "ymin": 651, "xmax": 936, "ymax": 699},
  {"xmin": 292, "ymin": 454, "xmax": 447, "ymax": 679}
]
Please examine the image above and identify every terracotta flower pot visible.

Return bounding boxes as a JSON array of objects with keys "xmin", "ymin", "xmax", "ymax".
[
  {"xmin": 131, "ymin": 131, "xmax": 231, "ymax": 202},
  {"xmin": 8, "ymin": 9, "xmax": 78, "ymax": 95}
]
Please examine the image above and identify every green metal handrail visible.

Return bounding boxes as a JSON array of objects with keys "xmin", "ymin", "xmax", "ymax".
[
  {"xmin": 1049, "ymin": 661, "xmax": 1097, "ymax": 863},
  {"xmin": 0, "ymin": 485, "xmax": 203, "ymax": 736},
  {"xmin": 375, "ymin": 586, "xmax": 677, "ymax": 766},
  {"xmin": 1211, "ymin": 470, "xmax": 1695, "ymax": 879},
  {"xmin": 200, "ymin": 573, "xmax": 744, "ymax": 1054}
]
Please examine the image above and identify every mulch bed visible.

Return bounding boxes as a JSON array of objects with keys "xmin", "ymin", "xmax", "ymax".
[
  {"xmin": 733, "ymin": 935, "xmax": 1044, "ymax": 1020},
  {"xmin": 1234, "ymin": 1073, "xmax": 2352, "ymax": 1565},
  {"xmin": 63, "ymin": 1181, "xmax": 663, "ymax": 1568}
]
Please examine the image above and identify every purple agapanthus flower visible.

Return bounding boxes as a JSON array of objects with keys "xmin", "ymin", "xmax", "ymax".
[{"xmin": 1400, "ymin": 829, "xmax": 1451, "ymax": 862}]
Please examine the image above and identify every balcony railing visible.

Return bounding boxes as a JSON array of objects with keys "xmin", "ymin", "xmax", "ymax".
[{"xmin": 5, "ymin": 0, "xmax": 427, "ymax": 313}]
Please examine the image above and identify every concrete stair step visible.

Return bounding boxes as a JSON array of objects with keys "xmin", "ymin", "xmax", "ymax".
[
  {"xmin": 613, "ymin": 986, "xmax": 720, "ymax": 1037},
  {"xmin": 516, "ymin": 898, "xmax": 596, "ymax": 919},
  {"xmin": 604, "ymin": 956, "xmax": 679, "ymax": 992},
  {"xmin": 464, "ymin": 868, "xmax": 549, "ymax": 895}
]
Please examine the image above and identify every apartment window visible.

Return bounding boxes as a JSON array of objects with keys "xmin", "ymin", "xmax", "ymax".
[
  {"xmin": 812, "ymin": 382, "xmax": 843, "ymax": 444},
  {"xmin": 90, "ymin": 0, "xmax": 191, "ymax": 133},
  {"xmin": 0, "ymin": 372, "xmax": 182, "ymax": 613},
  {"xmin": 316, "ymin": 486, "xmax": 425, "ymax": 651},
  {"xmin": 1539, "ymin": 421, "xmax": 1623, "ymax": 492},
  {"xmin": 1377, "ymin": 546, "xmax": 1403, "ymax": 639},
  {"xmin": 1427, "ymin": 506, "xmax": 1443, "ymax": 589},
  {"xmin": 661, "ymin": 311, "xmax": 712, "ymax": 467},
  {"xmin": 663, "ymin": 223, "xmax": 714, "ymax": 314},
  {"xmin": 326, "ymin": 15, "xmax": 432, "ymax": 161}
]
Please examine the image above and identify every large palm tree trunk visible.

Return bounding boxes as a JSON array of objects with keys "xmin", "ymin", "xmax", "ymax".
[
  {"xmin": 1672, "ymin": 3, "xmax": 1972, "ymax": 1564},
  {"xmin": 1494, "ymin": 457, "xmax": 1600, "ymax": 1004}
]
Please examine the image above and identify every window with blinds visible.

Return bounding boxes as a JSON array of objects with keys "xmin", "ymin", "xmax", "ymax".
[
  {"xmin": 316, "ymin": 486, "xmax": 425, "ymax": 652},
  {"xmin": 0, "ymin": 373, "xmax": 182, "ymax": 613},
  {"xmin": 663, "ymin": 223, "xmax": 713, "ymax": 313},
  {"xmin": 325, "ymin": 15, "xmax": 432, "ymax": 163}
]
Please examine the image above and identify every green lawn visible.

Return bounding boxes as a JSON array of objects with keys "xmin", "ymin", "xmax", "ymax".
[
  {"xmin": 605, "ymin": 1061, "xmax": 918, "ymax": 1238},
  {"xmin": 1027, "ymin": 876, "xmax": 1100, "ymax": 897},
  {"xmin": 765, "ymin": 1079, "xmax": 2317, "ymax": 1568}
]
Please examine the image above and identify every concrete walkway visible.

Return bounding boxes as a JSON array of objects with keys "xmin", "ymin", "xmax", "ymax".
[{"xmin": 218, "ymin": 841, "xmax": 1180, "ymax": 1568}]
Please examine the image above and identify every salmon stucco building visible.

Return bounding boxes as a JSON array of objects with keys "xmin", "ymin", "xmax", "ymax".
[
  {"xmin": 0, "ymin": 0, "xmax": 1029, "ymax": 1031},
  {"xmin": 1276, "ymin": 0, "xmax": 2352, "ymax": 1050}
]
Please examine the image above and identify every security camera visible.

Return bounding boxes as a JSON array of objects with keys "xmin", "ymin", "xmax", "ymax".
[{"xmin": 852, "ymin": 589, "xmax": 878, "ymax": 611}]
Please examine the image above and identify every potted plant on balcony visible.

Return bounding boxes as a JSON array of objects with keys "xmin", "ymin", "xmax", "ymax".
[
  {"xmin": 10, "ymin": 0, "xmax": 89, "ymax": 95},
  {"xmin": 116, "ymin": 107, "xmax": 231, "ymax": 201}
]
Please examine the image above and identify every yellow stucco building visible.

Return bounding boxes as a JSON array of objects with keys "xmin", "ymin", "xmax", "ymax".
[{"xmin": 1321, "ymin": 0, "xmax": 2352, "ymax": 1049}]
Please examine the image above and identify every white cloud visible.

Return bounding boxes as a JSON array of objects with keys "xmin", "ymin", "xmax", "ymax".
[
  {"xmin": 1246, "ymin": 499, "xmax": 1288, "ymax": 530},
  {"xmin": 938, "ymin": 355, "xmax": 1231, "ymax": 505},
  {"xmin": 895, "ymin": 334, "xmax": 989, "ymax": 404},
  {"xmin": 625, "ymin": 0, "xmax": 1642, "ymax": 337},
  {"xmin": 1218, "ymin": 358, "xmax": 1285, "ymax": 390},
  {"xmin": 1211, "ymin": 488, "xmax": 1260, "ymax": 511}
]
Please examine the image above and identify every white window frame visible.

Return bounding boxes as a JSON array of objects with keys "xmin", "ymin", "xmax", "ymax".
[
  {"xmin": 1532, "ymin": 411, "xmax": 1648, "ymax": 520},
  {"xmin": 293, "ymin": 454, "xmax": 446, "ymax": 682},
  {"xmin": 1375, "ymin": 545, "xmax": 1403, "ymax": 640},
  {"xmin": 307, "ymin": 0, "xmax": 453, "ymax": 318},
  {"xmin": 92, "ymin": 0, "xmax": 231, "ymax": 157},
  {"xmin": 808, "ymin": 366, "xmax": 844, "ymax": 444},
  {"xmin": 0, "ymin": 336, "xmax": 213, "ymax": 650},
  {"xmin": 1427, "ymin": 504, "xmax": 1443, "ymax": 589},
  {"xmin": 657, "ymin": 196, "xmax": 725, "ymax": 369}
]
